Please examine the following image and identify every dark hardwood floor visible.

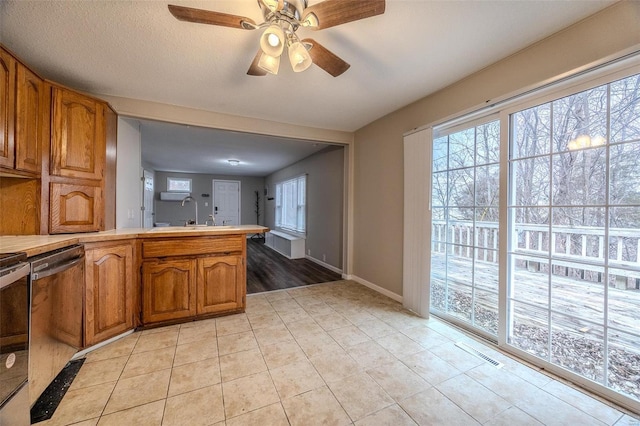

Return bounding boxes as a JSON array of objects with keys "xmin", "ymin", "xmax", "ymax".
[{"xmin": 246, "ymin": 238, "xmax": 342, "ymax": 294}]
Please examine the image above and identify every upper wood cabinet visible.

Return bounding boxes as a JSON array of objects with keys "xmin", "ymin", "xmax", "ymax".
[
  {"xmin": 0, "ymin": 49, "xmax": 16, "ymax": 170},
  {"xmin": 0, "ymin": 48, "xmax": 43, "ymax": 177},
  {"xmin": 85, "ymin": 241, "xmax": 134, "ymax": 347},
  {"xmin": 49, "ymin": 182, "xmax": 103, "ymax": 233},
  {"xmin": 50, "ymin": 86, "xmax": 105, "ymax": 180},
  {"xmin": 15, "ymin": 63, "xmax": 43, "ymax": 174}
]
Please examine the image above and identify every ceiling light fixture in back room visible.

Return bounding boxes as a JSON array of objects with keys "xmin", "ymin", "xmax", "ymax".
[{"xmin": 168, "ymin": 0, "xmax": 385, "ymax": 77}]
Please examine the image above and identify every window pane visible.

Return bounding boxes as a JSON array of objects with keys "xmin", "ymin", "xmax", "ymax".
[
  {"xmin": 609, "ymin": 141, "xmax": 640, "ymax": 205},
  {"xmin": 448, "ymin": 128, "xmax": 475, "ymax": 169},
  {"xmin": 433, "ymin": 136, "xmax": 449, "ymax": 171},
  {"xmin": 432, "ymin": 171, "xmax": 448, "ymax": 208},
  {"xmin": 551, "ymin": 314, "xmax": 604, "ymax": 383},
  {"xmin": 476, "ymin": 121, "xmax": 500, "ymax": 165},
  {"xmin": 610, "ymin": 74, "xmax": 640, "ymax": 144},
  {"xmin": 552, "ymin": 86, "xmax": 608, "ymax": 153},
  {"xmin": 608, "ymin": 329, "xmax": 640, "ymax": 400},
  {"xmin": 448, "ymin": 168, "xmax": 474, "ymax": 208},
  {"xmin": 512, "ymin": 157, "xmax": 550, "ymax": 206},
  {"xmin": 512, "ymin": 104, "xmax": 551, "ymax": 159},
  {"xmin": 508, "ymin": 301, "xmax": 549, "ymax": 359},
  {"xmin": 475, "ymin": 164, "xmax": 499, "ymax": 207},
  {"xmin": 552, "ymin": 148, "xmax": 606, "ymax": 206}
]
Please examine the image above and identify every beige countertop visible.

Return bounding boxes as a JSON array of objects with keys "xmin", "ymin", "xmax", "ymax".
[{"xmin": 0, "ymin": 225, "xmax": 269, "ymax": 257}]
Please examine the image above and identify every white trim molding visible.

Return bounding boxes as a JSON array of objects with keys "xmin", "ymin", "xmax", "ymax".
[
  {"xmin": 305, "ymin": 255, "xmax": 342, "ymax": 275},
  {"xmin": 350, "ymin": 275, "xmax": 403, "ymax": 303}
]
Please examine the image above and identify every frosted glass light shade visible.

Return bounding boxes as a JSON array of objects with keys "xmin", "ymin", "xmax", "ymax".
[
  {"xmin": 260, "ymin": 24, "xmax": 284, "ymax": 57},
  {"xmin": 258, "ymin": 52, "xmax": 280, "ymax": 74},
  {"xmin": 288, "ymin": 41, "xmax": 312, "ymax": 72}
]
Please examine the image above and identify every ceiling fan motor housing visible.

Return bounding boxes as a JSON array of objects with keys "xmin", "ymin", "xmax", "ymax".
[{"xmin": 259, "ymin": 0, "xmax": 307, "ymax": 27}]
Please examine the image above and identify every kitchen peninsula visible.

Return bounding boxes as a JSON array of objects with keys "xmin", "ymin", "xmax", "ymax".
[{"xmin": 0, "ymin": 225, "xmax": 268, "ymax": 348}]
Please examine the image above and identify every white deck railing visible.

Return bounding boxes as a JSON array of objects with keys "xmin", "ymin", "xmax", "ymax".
[{"xmin": 431, "ymin": 220, "xmax": 640, "ymax": 287}]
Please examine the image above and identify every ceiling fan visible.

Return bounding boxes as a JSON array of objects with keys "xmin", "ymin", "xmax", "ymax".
[{"xmin": 168, "ymin": 0, "xmax": 386, "ymax": 77}]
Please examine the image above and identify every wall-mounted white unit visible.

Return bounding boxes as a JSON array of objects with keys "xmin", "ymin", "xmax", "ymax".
[{"xmin": 160, "ymin": 192, "xmax": 190, "ymax": 201}]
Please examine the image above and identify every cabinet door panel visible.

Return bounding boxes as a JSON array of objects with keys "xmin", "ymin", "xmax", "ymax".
[
  {"xmin": 0, "ymin": 50, "xmax": 15, "ymax": 169},
  {"xmin": 15, "ymin": 64, "xmax": 42, "ymax": 174},
  {"xmin": 50, "ymin": 182, "xmax": 102, "ymax": 233},
  {"xmin": 51, "ymin": 87, "xmax": 105, "ymax": 180},
  {"xmin": 85, "ymin": 243, "xmax": 134, "ymax": 346},
  {"xmin": 197, "ymin": 255, "xmax": 244, "ymax": 315},
  {"xmin": 143, "ymin": 259, "xmax": 196, "ymax": 324}
]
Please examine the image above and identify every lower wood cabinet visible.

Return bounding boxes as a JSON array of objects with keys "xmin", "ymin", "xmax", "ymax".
[
  {"xmin": 84, "ymin": 241, "xmax": 134, "ymax": 346},
  {"xmin": 197, "ymin": 255, "xmax": 244, "ymax": 315},
  {"xmin": 142, "ymin": 258, "xmax": 197, "ymax": 324},
  {"xmin": 140, "ymin": 236, "xmax": 246, "ymax": 326}
]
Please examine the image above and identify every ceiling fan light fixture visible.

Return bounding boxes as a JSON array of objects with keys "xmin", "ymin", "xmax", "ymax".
[
  {"xmin": 258, "ymin": 52, "xmax": 280, "ymax": 75},
  {"xmin": 301, "ymin": 12, "xmax": 319, "ymax": 28},
  {"xmin": 288, "ymin": 40, "xmax": 312, "ymax": 72},
  {"xmin": 261, "ymin": 0, "xmax": 284, "ymax": 13},
  {"xmin": 260, "ymin": 24, "xmax": 285, "ymax": 57}
]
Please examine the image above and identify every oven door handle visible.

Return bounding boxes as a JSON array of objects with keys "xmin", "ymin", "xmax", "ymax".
[
  {"xmin": 31, "ymin": 255, "xmax": 84, "ymax": 281},
  {"xmin": 0, "ymin": 263, "xmax": 30, "ymax": 289}
]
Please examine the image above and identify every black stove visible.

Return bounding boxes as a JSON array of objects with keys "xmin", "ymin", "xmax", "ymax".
[{"xmin": 0, "ymin": 252, "xmax": 28, "ymax": 269}]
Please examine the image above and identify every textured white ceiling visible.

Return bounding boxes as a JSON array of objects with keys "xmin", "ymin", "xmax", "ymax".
[
  {"xmin": 0, "ymin": 0, "xmax": 612, "ymax": 131},
  {"xmin": 136, "ymin": 118, "xmax": 334, "ymax": 175},
  {"xmin": 0, "ymin": 0, "xmax": 615, "ymax": 133}
]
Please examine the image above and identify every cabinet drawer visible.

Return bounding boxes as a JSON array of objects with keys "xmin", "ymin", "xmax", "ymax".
[{"xmin": 142, "ymin": 236, "xmax": 243, "ymax": 258}]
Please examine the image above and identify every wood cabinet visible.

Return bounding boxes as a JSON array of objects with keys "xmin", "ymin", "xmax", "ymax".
[
  {"xmin": 0, "ymin": 48, "xmax": 43, "ymax": 177},
  {"xmin": 141, "ymin": 235, "xmax": 246, "ymax": 326},
  {"xmin": 15, "ymin": 63, "xmax": 43, "ymax": 174},
  {"xmin": 49, "ymin": 182, "xmax": 102, "ymax": 233},
  {"xmin": 0, "ymin": 49, "xmax": 15, "ymax": 170},
  {"xmin": 50, "ymin": 87, "xmax": 105, "ymax": 180},
  {"xmin": 197, "ymin": 255, "xmax": 244, "ymax": 315},
  {"xmin": 44, "ymin": 83, "xmax": 116, "ymax": 234},
  {"xmin": 142, "ymin": 258, "xmax": 196, "ymax": 324},
  {"xmin": 84, "ymin": 241, "xmax": 134, "ymax": 346}
]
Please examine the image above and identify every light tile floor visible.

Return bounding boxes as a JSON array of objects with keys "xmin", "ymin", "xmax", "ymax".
[{"xmin": 39, "ymin": 280, "xmax": 639, "ymax": 426}]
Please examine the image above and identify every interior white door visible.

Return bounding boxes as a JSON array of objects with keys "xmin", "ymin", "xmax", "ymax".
[
  {"xmin": 213, "ymin": 180, "xmax": 240, "ymax": 226},
  {"xmin": 142, "ymin": 169, "xmax": 154, "ymax": 228}
]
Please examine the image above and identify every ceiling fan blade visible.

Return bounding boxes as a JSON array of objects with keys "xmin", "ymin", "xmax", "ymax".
[
  {"xmin": 168, "ymin": 5, "xmax": 257, "ymax": 30},
  {"xmin": 302, "ymin": 38, "xmax": 350, "ymax": 77},
  {"xmin": 247, "ymin": 50, "xmax": 267, "ymax": 76},
  {"xmin": 302, "ymin": 0, "xmax": 385, "ymax": 30}
]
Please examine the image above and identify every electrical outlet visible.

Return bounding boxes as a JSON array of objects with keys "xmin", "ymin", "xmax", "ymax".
[
  {"xmin": 307, "ymin": 249, "xmax": 311, "ymax": 255},
  {"xmin": 204, "ymin": 202, "xmax": 209, "ymax": 207},
  {"xmin": 323, "ymin": 254, "xmax": 326, "ymax": 262}
]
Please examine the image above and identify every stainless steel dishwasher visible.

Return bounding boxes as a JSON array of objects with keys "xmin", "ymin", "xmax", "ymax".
[{"xmin": 29, "ymin": 245, "xmax": 85, "ymax": 405}]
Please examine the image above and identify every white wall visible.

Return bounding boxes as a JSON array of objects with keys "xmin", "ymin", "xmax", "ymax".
[{"xmin": 116, "ymin": 118, "xmax": 142, "ymax": 228}]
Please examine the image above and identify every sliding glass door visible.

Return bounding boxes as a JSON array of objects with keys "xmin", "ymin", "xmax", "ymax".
[
  {"xmin": 427, "ymin": 67, "xmax": 640, "ymax": 408},
  {"xmin": 430, "ymin": 119, "xmax": 500, "ymax": 338},
  {"xmin": 507, "ymin": 72, "xmax": 640, "ymax": 402}
]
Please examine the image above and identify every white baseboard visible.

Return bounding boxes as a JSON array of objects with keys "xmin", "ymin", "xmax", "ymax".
[
  {"xmin": 350, "ymin": 275, "xmax": 403, "ymax": 303},
  {"xmin": 305, "ymin": 255, "xmax": 342, "ymax": 274}
]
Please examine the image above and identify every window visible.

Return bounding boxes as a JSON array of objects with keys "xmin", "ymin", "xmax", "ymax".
[
  {"xmin": 275, "ymin": 175, "xmax": 306, "ymax": 234},
  {"xmin": 166, "ymin": 177, "xmax": 191, "ymax": 192}
]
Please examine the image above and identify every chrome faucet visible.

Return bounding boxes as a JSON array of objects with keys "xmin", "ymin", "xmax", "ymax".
[
  {"xmin": 180, "ymin": 196, "xmax": 198, "ymax": 225},
  {"xmin": 205, "ymin": 214, "xmax": 216, "ymax": 226}
]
